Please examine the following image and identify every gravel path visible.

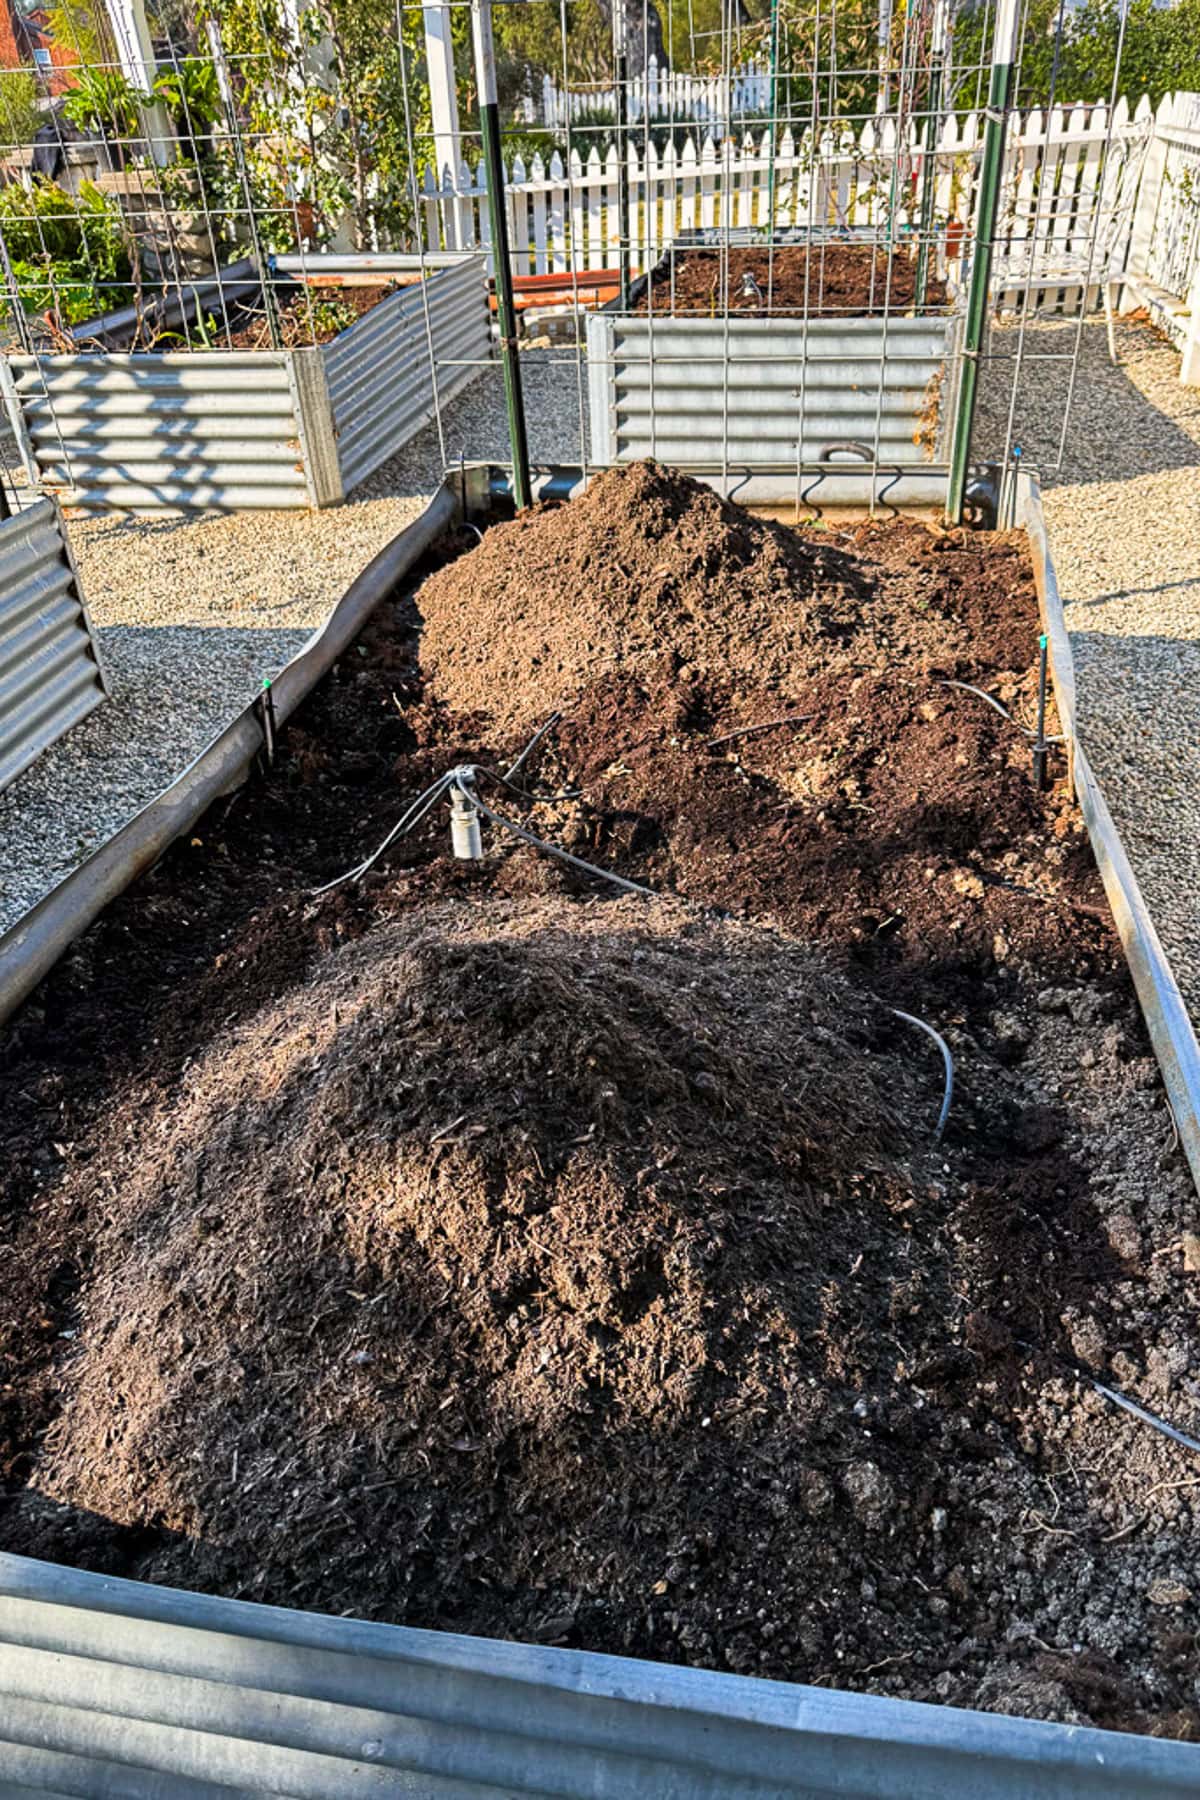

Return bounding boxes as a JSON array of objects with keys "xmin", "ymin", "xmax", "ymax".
[
  {"xmin": 977, "ymin": 317, "xmax": 1200, "ymax": 1025},
  {"xmin": 0, "ymin": 349, "xmax": 584, "ymax": 937}
]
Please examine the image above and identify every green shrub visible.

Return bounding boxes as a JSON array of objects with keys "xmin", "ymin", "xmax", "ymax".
[
  {"xmin": 0, "ymin": 72, "xmax": 40, "ymax": 150},
  {"xmin": 0, "ymin": 178, "xmax": 133, "ymax": 327}
]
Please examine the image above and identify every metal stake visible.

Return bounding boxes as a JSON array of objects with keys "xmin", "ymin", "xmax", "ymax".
[
  {"xmin": 613, "ymin": 4, "xmax": 631, "ymax": 309},
  {"xmin": 946, "ymin": 0, "xmax": 1020, "ymax": 524},
  {"xmin": 1032, "ymin": 632, "xmax": 1049, "ymax": 791},
  {"xmin": 471, "ymin": 0, "xmax": 531, "ymax": 510}
]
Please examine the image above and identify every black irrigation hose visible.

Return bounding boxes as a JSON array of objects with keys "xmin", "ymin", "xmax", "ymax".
[
  {"xmin": 1091, "ymin": 1379, "xmax": 1200, "ymax": 1458},
  {"xmin": 312, "ymin": 770, "xmax": 457, "ymax": 895},
  {"xmin": 891, "ymin": 1008, "xmax": 955, "ymax": 1145},
  {"xmin": 473, "ymin": 765, "xmax": 581, "ymax": 808},
  {"xmin": 471, "ymin": 788, "xmax": 659, "ymax": 900},
  {"xmin": 935, "ymin": 679, "xmax": 1066, "ymax": 745},
  {"xmin": 504, "ymin": 711, "xmax": 562, "ymax": 783},
  {"xmin": 1016, "ymin": 1338, "xmax": 1200, "ymax": 1460}
]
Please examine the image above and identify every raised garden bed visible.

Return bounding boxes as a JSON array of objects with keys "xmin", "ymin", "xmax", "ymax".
[
  {"xmin": 3, "ymin": 255, "xmax": 490, "ymax": 511},
  {"xmin": 0, "ymin": 497, "xmax": 106, "ymax": 792},
  {"xmin": 0, "ymin": 464, "xmax": 1196, "ymax": 1740},
  {"xmin": 633, "ymin": 244, "xmax": 950, "ymax": 316},
  {"xmin": 588, "ymin": 236, "xmax": 962, "ymax": 504}
]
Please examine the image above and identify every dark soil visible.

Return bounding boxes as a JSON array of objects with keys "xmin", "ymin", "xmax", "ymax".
[
  {"xmin": 419, "ymin": 460, "xmax": 1041, "ymax": 739},
  {"xmin": 148, "ymin": 282, "xmax": 396, "ymax": 352},
  {"xmin": 634, "ymin": 245, "xmax": 950, "ymax": 316},
  {"xmin": 1, "ymin": 464, "xmax": 1196, "ymax": 1739}
]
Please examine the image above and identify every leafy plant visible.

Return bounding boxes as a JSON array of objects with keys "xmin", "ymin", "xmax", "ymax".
[
  {"xmin": 61, "ymin": 66, "xmax": 149, "ymax": 141},
  {"xmin": 0, "ymin": 178, "xmax": 133, "ymax": 329},
  {"xmin": 951, "ymin": 0, "xmax": 1200, "ymax": 109},
  {"xmin": 302, "ymin": 291, "xmax": 359, "ymax": 337},
  {"xmin": 42, "ymin": 0, "xmax": 104, "ymax": 65},
  {"xmin": 201, "ymin": 0, "xmax": 430, "ymax": 247},
  {"xmin": 0, "ymin": 72, "xmax": 40, "ymax": 150},
  {"xmin": 153, "ymin": 57, "xmax": 223, "ymax": 132}
]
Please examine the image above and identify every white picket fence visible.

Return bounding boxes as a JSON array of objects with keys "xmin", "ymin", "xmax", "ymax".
[
  {"xmin": 1125, "ymin": 90, "xmax": 1200, "ymax": 366},
  {"xmin": 418, "ymin": 90, "xmax": 1200, "ymax": 338},
  {"xmin": 524, "ymin": 55, "xmax": 772, "ymax": 130}
]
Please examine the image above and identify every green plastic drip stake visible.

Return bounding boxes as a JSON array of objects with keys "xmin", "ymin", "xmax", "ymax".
[
  {"xmin": 946, "ymin": 0, "xmax": 1020, "ymax": 524},
  {"xmin": 472, "ymin": 0, "xmax": 532, "ymax": 510}
]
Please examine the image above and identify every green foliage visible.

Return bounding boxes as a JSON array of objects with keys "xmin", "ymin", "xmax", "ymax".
[
  {"xmin": 0, "ymin": 71, "xmax": 40, "ymax": 149},
  {"xmin": 42, "ymin": 0, "xmax": 103, "ymax": 64},
  {"xmin": 61, "ymin": 66, "xmax": 148, "ymax": 140},
  {"xmin": 497, "ymin": 127, "xmax": 563, "ymax": 170},
  {"xmin": 153, "ymin": 57, "xmax": 223, "ymax": 131},
  {"xmin": 951, "ymin": 0, "xmax": 1200, "ymax": 109},
  {"xmin": 200, "ymin": 0, "xmax": 429, "ymax": 247},
  {"xmin": 492, "ymin": 0, "xmax": 612, "ymax": 98},
  {"xmin": 0, "ymin": 178, "xmax": 133, "ymax": 326},
  {"xmin": 302, "ymin": 291, "xmax": 358, "ymax": 337}
]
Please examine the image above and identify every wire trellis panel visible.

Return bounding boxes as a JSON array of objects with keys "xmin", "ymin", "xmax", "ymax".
[{"xmin": 421, "ymin": 98, "xmax": 1151, "ymax": 312}]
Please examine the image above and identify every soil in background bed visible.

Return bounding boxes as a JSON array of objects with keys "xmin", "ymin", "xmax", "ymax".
[
  {"xmin": 1, "ymin": 463, "xmax": 1196, "ymax": 1741},
  {"xmin": 634, "ymin": 244, "xmax": 950, "ymax": 315},
  {"xmin": 149, "ymin": 282, "xmax": 396, "ymax": 352}
]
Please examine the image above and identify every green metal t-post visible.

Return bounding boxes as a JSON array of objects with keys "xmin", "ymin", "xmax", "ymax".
[
  {"xmin": 765, "ymin": 0, "xmax": 781, "ymax": 248},
  {"xmin": 613, "ymin": 5, "xmax": 631, "ymax": 309},
  {"xmin": 945, "ymin": 0, "xmax": 1019, "ymax": 523},
  {"xmin": 471, "ymin": 0, "xmax": 532, "ymax": 509}
]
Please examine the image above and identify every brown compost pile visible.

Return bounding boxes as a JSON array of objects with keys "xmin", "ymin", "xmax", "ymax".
[{"xmin": 28, "ymin": 897, "xmax": 939, "ymax": 1649}]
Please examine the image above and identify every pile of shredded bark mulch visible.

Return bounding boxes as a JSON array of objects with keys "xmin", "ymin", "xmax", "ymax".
[
  {"xmin": 25, "ymin": 896, "xmax": 946, "ymax": 1647},
  {"xmin": 634, "ymin": 243, "xmax": 950, "ymax": 315}
]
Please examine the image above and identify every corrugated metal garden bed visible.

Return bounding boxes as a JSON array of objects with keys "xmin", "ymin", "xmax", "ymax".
[
  {"xmin": 0, "ymin": 496, "xmax": 106, "ymax": 792},
  {"xmin": 588, "ymin": 233, "xmax": 962, "ymax": 505},
  {"xmin": 0, "ymin": 468, "xmax": 1198, "ymax": 1781},
  {"xmin": 2, "ymin": 255, "xmax": 490, "ymax": 512}
]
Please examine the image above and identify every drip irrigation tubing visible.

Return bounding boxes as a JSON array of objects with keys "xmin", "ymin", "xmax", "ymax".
[
  {"xmin": 1016, "ymin": 1338, "xmax": 1200, "ymax": 1460},
  {"xmin": 473, "ymin": 765, "xmax": 581, "ymax": 807},
  {"xmin": 313, "ymin": 770, "xmax": 458, "ymax": 895},
  {"xmin": 705, "ymin": 713, "xmax": 817, "ymax": 750},
  {"xmin": 891, "ymin": 1008, "xmax": 955, "ymax": 1144},
  {"xmin": 504, "ymin": 712, "xmax": 563, "ymax": 783},
  {"xmin": 470, "ymin": 786, "xmax": 660, "ymax": 900},
  {"xmin": 935, "ymin": 679, "xmax": 1066, "ymax": 743},
  {"xmin": 0, "ymin": 482, "xmax": 460, "ymax": 1032}
]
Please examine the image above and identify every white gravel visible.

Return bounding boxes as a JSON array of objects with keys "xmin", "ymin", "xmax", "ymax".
[
  {"xmin": 0, "ymin": 348, "xmax": 585, "ymax": 937},
  {"xmin": 977, "ymin": 316, "xmax": 1200, "ymax": 1024}
]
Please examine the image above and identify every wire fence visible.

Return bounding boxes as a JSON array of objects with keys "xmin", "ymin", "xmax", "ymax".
[{"xmin": 0, "ymin": 0, "xmax": 1188, "ymax": 517}]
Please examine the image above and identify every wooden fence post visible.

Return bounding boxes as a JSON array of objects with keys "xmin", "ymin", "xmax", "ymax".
[{"xmin": 1123, "ymin": 91, "xmax": 1170, "ymax": 304}]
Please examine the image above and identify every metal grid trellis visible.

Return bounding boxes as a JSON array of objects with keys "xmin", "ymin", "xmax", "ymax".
[
  {"xmin": 385, "ymin": 0, "xmax": 1164, "ymax": 519},
  {"xmin": 0, "ymin": 0, "xmax": 1185, "ymax": 516}
]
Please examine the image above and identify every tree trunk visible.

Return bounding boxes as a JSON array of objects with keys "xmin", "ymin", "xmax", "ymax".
[{"xmin": 595, "ymin": 0, "xmax": 669, "ymax": 73}]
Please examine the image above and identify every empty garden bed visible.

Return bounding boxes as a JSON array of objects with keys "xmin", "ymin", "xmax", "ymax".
[{"xmin": 0, "ymin": 464, "xmax": 1196, "ymax": 1739}]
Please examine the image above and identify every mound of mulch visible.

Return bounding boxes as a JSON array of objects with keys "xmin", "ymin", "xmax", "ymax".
[
  {"xmin": 31, "ymin": 894, "xmax": 945, "ymax": 1642},
  {"xmin": 418, "ymin": 461, "xmax": 874, "ymax": 736},
  {"xmin": 417, "ymin": 464, "xmax": 1039, "ymax": 741},
  {"xmin": 634, "ymin": 244, "xmax": 950, "ymax": 316}
]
